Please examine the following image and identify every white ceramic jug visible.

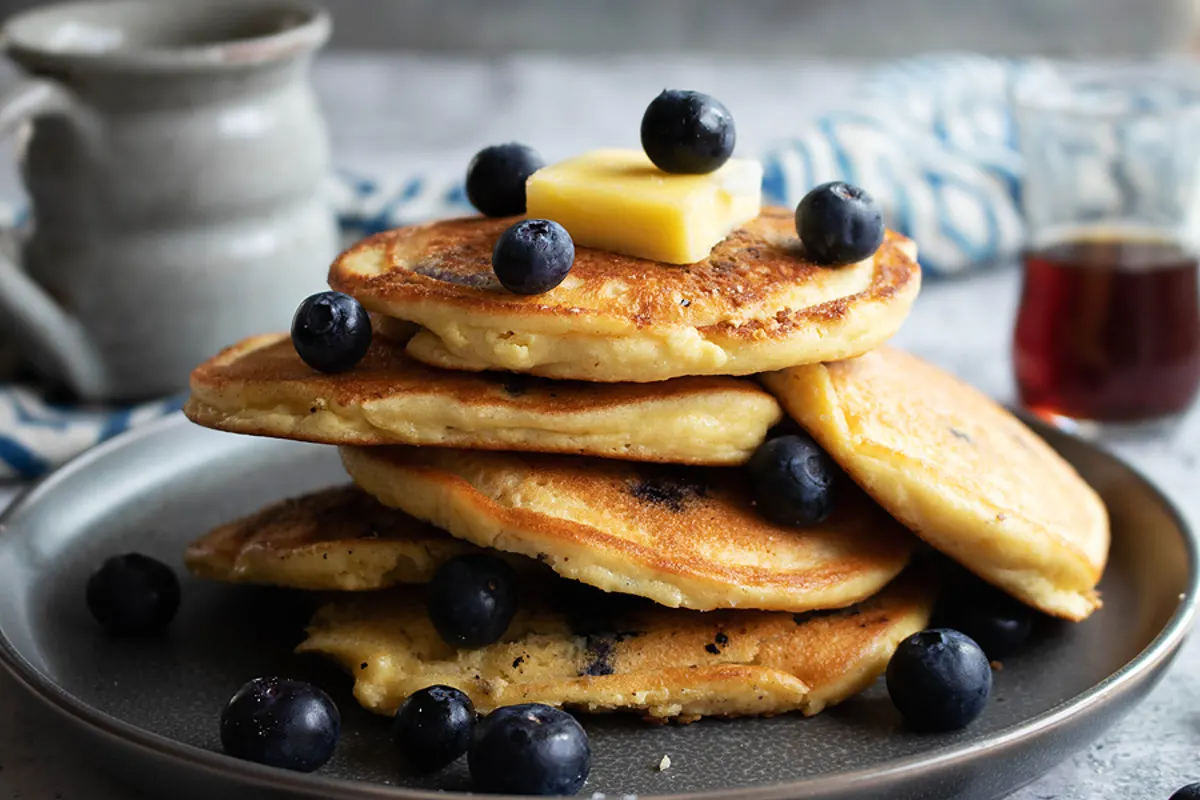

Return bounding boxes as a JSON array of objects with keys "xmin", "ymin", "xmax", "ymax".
[{"xmin": 0, "ymin": 0, "xmax": 337, "ymax": 401}]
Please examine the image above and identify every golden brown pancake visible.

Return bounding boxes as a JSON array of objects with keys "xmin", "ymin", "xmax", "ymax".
[
  {"xmin": 298, "ymin": 572, "xmax": 934, "ymax": 720},
  {"xmin": 327, "ymin": 209, "xmax": 921, "ymax": 382},
  {"xmin": 184, "ymin": 333, "xmax": 781, "ymax": 465},
  {"xmin": 185, "ymin": 486, "xmax": 482, "ymax": 590},
  {"xmin": 339, "ymin": 445, "xmax": 915, "ymax": 612},
  {"xmin": 763, "ymin": 347, "xmax": 1109, "ymax": 621}
]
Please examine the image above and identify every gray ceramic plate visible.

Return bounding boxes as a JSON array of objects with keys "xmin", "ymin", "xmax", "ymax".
[{"xmin": 0, "ymin": 414, "xmax": 1193, "ymax": 800}]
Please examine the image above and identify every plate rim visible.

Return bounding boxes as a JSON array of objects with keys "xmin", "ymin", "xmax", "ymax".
[{"xmin": 0, "ymin": 411, "xmax": 1195, "ymax": 800}]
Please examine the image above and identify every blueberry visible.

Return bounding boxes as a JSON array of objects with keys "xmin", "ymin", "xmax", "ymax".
[
  {"xmin": 640, "ymin": 89, "xmax": 736, "ymax": 174},
  {"xmin": 887, "ymin": 629, "xmax": 992, "ymax": 732},
  {"xmin": 469, "ymin": 704, "xmax": 591, "ymax": 795},
  {"xmin": 795, "ymin": 181, "xmax": 885, "ymax": 266},
  {"xmin": 1170, "ymin": 784, "xmax": 1200, "ymax": 800},
  {"xmin": 86, "ymin": 553, "xmax": 180, "ymax": 635},
  {"xmin": 291, "ymin": 291, "xmax": 372, "ymax": 373},
  {"xmin": 492, "ymin": 219, "xmax": 575, "ymax": 295},
  {"xmin": 935, "ymin": 582, "xmax": 1034, "ymax": 659},
  {"xmin": 220, "ymin": 677, "xmax": 339, "ymax": 772},
  {"xmin": 746, "ymin": 434, "xmax": 840, "ymax": 527},
  {"xmin": 427, "ymin": 555, "xmax": 518, "ymax": 648},
  {"xmin": 466, "ymin": 143, "xmax": 545, "ymax": 217},
  {"xmin": 393, "ymin": 685, "xmax": 476, "ymax": 772}
]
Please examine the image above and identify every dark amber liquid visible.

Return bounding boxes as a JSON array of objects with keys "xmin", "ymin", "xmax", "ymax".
[{"xmin": 1014, "ymin": 236, "xmax": 1200, "ymax": 423}]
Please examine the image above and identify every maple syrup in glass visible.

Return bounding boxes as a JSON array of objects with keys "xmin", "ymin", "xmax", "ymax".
[
  {"xmin": 1011, "ymin": 63, "xmax": 1200, "ymax": 435},
  {"xmin": 1014, "ymin": 232, "xmax": 1200, "ymax": 428}
]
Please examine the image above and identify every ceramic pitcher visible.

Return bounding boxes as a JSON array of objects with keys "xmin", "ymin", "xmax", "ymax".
[{"xmin": 0, "ymin": 0, "xmax": 337, "ymax": 401}]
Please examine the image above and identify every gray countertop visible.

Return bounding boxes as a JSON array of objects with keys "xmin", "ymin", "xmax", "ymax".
[{"xmin": 1, "ymin": 54, "xmax": 1198, "ymax": 800}]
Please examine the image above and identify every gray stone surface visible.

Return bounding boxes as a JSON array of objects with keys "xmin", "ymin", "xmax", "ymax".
[{"xmin": 0, "ymin": 53, "xmax": 1198, "ymax": 800}]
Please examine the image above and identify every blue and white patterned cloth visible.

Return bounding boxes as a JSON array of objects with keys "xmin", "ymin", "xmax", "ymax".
[
  {"xmin": 763, "ymin": 54, "xmax": 1030, "ymax": 277},
  {"xmin": 0, "ymin": 54, "xmax": 1028, "ymax": 481}
]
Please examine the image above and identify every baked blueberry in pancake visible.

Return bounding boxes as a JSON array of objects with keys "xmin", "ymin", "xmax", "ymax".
[
  {"xmin": 339, "ymin": 445, "xmax": 916, "ymax": 613},
  {"xmin": 297, "ymin": 572, "xmax": 935, "ymax": 721}
]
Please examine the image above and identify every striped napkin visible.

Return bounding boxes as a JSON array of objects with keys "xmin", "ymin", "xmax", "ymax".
[
  {"xmin": 0, "ymin": 54, "xmax": 1026, "ymax": 480},
  {"xmin": 763, "ymin": 54, "xmax": 1027, "ymax": 277}
]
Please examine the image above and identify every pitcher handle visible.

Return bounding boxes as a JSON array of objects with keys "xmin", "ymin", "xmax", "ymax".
[{"xmin": 0, "ymin": 78, "xmax": 105, "ymax": 398}]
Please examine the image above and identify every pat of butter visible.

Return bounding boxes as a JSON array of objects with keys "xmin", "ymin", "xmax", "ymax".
[{"xmin": 525, "ymin": 148, "xmax": 763, "ymax": 265}]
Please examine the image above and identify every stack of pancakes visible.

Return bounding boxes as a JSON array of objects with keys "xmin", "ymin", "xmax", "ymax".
[{"xmin": 183, "ymin": 209, "xmax": 1109, "ymax": 722}]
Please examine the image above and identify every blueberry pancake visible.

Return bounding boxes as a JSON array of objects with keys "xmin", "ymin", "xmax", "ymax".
[
  {"xmin": 763, "ymin": 347, "xmax": 1109, "ymax": 621},
  {"xmin": 297, "ymin": 572, "xmax": 935, "ymax": 720},
  {"xmin": 339, "ymin": 445, "xmax": 916, "ymax": 612},
  {"xmin": 327, "ymin": 209, "xmax": 921, "ymax": 382},
  {"xmin": 185, "ymin": 486, "xmax": 485, "ymax": 591},
  {"xmin": 184, "ymin": 333, "xmax": 781, "ymax": 465}
]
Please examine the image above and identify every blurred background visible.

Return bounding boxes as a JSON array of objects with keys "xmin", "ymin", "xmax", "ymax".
[
  {"xmin": 0, "ymin": 0, "xmax": 1193, "ymax": 179},
  {"xmin": 0, "ymin": 0, "xmax": 1195, "ymax": 55},
  {"xmin": 0, "ymin": 0, "xmax": 1196, "ymax": 183}
]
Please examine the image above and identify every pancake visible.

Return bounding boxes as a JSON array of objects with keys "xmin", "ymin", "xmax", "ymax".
[
  {"xmin": 327, "ymin": 208, "xmax": 921, "ymax": 382},
  {"xmin": 296, "ymin": 572, "xmax": 935, "ymax": 720},
  {"xmin": 339, "ymin": 445, "xmax": 915, "ymax": 612},
  {"xmin": 762, "ymin": 348, "xmax": 1109, "ymax": 621},
  {"xmin": 184, "ymin": 333, "xmax": 781, "ymax": 465},
  {"xmin": 185, "ymin": 486, "xmax": 482, "ymax": 591}
]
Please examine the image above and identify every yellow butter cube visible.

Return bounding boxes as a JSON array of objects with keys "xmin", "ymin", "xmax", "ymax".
[{"xmin": 525, "ymin": 148, "xmax": 763, "ymax": 265}]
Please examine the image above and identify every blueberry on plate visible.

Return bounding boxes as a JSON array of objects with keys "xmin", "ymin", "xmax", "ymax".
[
  {"xmin": 795, "ymin": 181, "xmax": 885, "ymax": 266},
  {"xmin": 86, "ymin": 553, "xmax": 180, "ymax": 635},
  {"xmin": 935, "ymin": 582, "xmax": 1034, "ymax": 659},
  {"xmin": 427, "ymin": 554, "xmax": 518, "ymax": 648},
  {"xmin": 469, "ymin": 703, "xmax": 591, "ymax": 795},
  {"xmin": 220, "ymin": 676, "xmax": 340, "ymax": 772},
  {"xmin": 291, "ymin": 291, "xmax": 372, "ymax": 373},
  {"xmin": 887, "ymin": 628, "xmax": 992, "ymax": 732},
  {"xmin": 466, "ymin": 143, "xmax": 545, "ymax": 217},
  {"xmin": 640, "ymin": 89, "xmax": 736, "ymax": 174},
  {"xmin": 1170, "ymin": 784, "xmax": 1200, "ymax": 800},
  {"xmin": 492, "ymin": 219, "xmax": 575, "ymax": 295},
  {"xmin": 746, "ymin": 434, "xmax": 841, "ymax": 527},
  {"xmin": 393, "ymin": 685, "xmax": 476, "ymax": 772}
]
